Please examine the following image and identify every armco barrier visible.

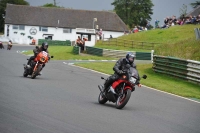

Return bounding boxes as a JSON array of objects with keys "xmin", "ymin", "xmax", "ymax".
[
  {"xmin": 85, "ymin": 46, "xmax": 152, "ymax": 60},
  {"xmin": 38, "ymin": 39, "xmax": 71, "ymax": 46},
  {"xmin": 73, "ymin": 46, "xmax": 80, "ymax": 54},
  {"xmin": 85, "ymin": 46, "xmax": 103, "ymax": 56},
  {"xmin": 153, "ymin": 55, "xmax": 200, "ymax": 84},
  {"xmin": 194, "ymin": 28, "xmax": 200, "ymax": 40}
]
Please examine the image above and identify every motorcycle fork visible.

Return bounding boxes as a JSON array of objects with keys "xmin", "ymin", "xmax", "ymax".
[
  {"xmin": 33, "ymin": 61, "xmax": 38, "ymax": 72},
  {"xmin": 119, "ymin": 83, "xmax": 126, "ymax": 96}
]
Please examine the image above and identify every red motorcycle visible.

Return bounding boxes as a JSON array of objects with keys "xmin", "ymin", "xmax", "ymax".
[
  {"xmin": 23, "ymin": 51, "xmax": 53, "ymax": 79},
  {"xmin": 98, "ymin": 64, "xmax": 147, "ymax": 109}
]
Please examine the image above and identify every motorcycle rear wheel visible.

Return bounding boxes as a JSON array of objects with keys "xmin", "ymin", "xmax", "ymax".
[
  {"xmin": 98, "ymin": 92, "xmax": 108, "ymax": 104},
  {"xmin": 116, "ymin": 89, "xmax": 131, "ymax": 109},
  {"xmin": 23, "ymin": 69, "xmax": 28, "ymax": 77}
]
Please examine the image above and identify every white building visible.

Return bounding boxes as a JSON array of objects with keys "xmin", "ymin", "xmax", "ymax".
[{"xmin": 3, "ymin": 4, "xmax": 128, "ymax": 46}]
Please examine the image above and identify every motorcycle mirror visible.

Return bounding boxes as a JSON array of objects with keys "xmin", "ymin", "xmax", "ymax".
[
  {"xmin": 126, "ymin": 64, "xmax": 131, "ymax": 69},
  {"xmin": 101, "ymin": 77, "xmax": 105, "ymax": 80},
  {"xmin": 142, "ymin": 75, "xmax": 147, "ymax": 79},
  {"xmin": 51, "ymin": 56, "xmax": 54, "ymax": 58}
]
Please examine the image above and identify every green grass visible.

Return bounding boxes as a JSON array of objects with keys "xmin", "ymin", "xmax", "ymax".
[
  {"xmin": 23, "ymin": 46, "xmax": 118, "ymax": 60},
  {"xmin": 75, "ymin": 62, "xmax": 200, "ymax": 99},
  {"xmin": 96, "ymin": 25, "xmax": 200, "ymax": 61}
]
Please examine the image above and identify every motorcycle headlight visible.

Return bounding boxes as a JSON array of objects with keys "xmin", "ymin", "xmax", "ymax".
[
  {"xmin": 129, "ymin": 77, "xmax": 136, "ymax": 84},
  {"xmin": 40, "ymin": 57, "xmax": 45, "ymax": 62}
]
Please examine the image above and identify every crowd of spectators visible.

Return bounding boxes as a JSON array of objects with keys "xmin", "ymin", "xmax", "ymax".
[
  {"xmin": 123, "ymin": 13, "xmax": 200, "ymax": 35},
  {"xmin": 159, "ymin": 14, "xmax": 200, "ymax": 29}
]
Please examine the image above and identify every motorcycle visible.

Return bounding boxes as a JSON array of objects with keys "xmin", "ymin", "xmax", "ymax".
[
  {"xmin": 98, "ymin": 64, "xmax": 147, "ymax": 109},
  {"xmin": 23, "ymin": 51, "xmax": 53, "ymax": 79},
  {"xmin": 7, "ymin": 44, "xmax": 12, "ymax": 50}
]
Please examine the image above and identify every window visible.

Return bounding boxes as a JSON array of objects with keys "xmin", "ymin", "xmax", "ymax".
[
  {"xmin": 39, "ymin": 27, "xmax": 48, "ymax": 32},
  {"xmin": 19, "ymin": 25, "xmax": 25, "ymax": 30},
  {"xmin": 13, "ymin": 25, "xmax": 18, "ymax": 30},
  {"xmin": 63, "ymin": 28, "xmax": 72, "ymax": 33},
  {"xmin": 13, "ymin": 25, "xmax": 25, "ymax": 30}
]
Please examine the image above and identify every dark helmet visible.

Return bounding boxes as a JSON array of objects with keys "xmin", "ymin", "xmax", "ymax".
[
  {"xmin": 126, "ymin": 52, "xmax": 135, "ymax": 64},
  {"xmin": 42, "ymin": 42, "xmax": 48, "ymax": 50}
]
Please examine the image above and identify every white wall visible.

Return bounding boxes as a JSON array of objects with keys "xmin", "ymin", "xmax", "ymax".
[
  {"xmin": 102, "ymin": 31, "xmax": 124, "ymax": 39},
  {"xmin": 3, "ymin": 24, "xmax": 124, "ymax": 46}
]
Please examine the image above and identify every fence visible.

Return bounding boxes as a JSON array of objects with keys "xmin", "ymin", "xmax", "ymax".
[
  {"xmin": 153, "ymin": 55, "xmax": 200, "ymax": 84},
  {"xmin": 38, "ymin": 39, "xmax": 71, "ymax": 46},
  {"xmin": 101, "ymin": 38, "xmax": 162, "ymax": 50}
]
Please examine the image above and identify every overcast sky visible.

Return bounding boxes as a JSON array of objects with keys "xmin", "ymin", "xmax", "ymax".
[{"xmin": 26, "ymin": 0, "xmax": 197, "ymax": 26}]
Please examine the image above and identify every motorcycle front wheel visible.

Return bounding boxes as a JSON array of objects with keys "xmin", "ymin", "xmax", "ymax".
[
  {"xmin": 98, "ymin": 92, "xmax": 108, "ymax": 104},
  {"xmin": 116, "ymin": 89, "xmax": 131, "ymax": 109},
  {"xmin": 31, "ymin": 65, "xmax": 42, "ymax": 79}
]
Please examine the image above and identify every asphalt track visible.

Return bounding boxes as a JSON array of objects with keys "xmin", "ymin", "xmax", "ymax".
[{"xmin": 0, "ymin": 45, "xmax": 200, "ymax": 133}]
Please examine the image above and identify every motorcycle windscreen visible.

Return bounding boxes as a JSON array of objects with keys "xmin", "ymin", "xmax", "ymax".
[{"xmin": 129, "ymin": 67, "xmax": 139, "ymax": 79}]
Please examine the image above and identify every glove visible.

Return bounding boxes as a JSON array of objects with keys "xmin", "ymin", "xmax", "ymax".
[
  {"xmin": 138, "ymin": 84, "xmax": 142, "ymax": 87},
  {"xmin": 118, "ymin": 70, "xmax": 125, "ymax": 74}
]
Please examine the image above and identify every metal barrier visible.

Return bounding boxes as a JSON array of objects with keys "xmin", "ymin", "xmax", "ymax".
[
  {"xmin": 85, "ymin": 46, "xmax": 152, "ymax": 60},
  {"xmin": 153, "ymin": 55, "xmax": 200, "ymax": 84},
  {"xmin": 38, "ymin": 39, "xmax": 71, "ymax": 46},
  {"xmin": 194, "ymin": 28, "xmax": 200, "ymax": 40},
  {"xmin": 73, "ymin": 46, "xmax": 80, "ymax": 55}
]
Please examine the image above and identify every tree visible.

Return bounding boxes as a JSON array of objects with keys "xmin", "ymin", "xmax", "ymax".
[
  {"xmin": 111, "ymin": 0, "xmax": 154, "ymax": 28},
  {"xmin": 42, "ymin": 3, "xmax": 58, "ymax": 8},
  {"xmin": 0, "ymin": 0, "xmax": 29, "ymax": 32},
  {"xmin": 179, "ymin": 4, "xmax": 187, "ymax": 19},
  {"xmin": 190, "ymin": 1, "xmax": 200, "ymax": 8},
  {"xmin": 41, "ymin": 1, "xmax": 63, "ymax": 8}
]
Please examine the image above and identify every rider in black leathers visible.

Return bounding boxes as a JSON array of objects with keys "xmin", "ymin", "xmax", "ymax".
[
  {"xmin": 27, "ymin": 42, "xmax": 50, "ymax": 74},
  {"xmin": 103, "ymin": 52, "xmax": 140, "ymax": 92}
]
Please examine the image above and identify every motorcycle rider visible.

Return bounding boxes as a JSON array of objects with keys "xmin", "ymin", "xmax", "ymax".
[
  {"xmin": 0, "ymin": 41, "xmax": 4, "ymax": 49},
  {"xmin": 7, "ymin": 40, "xmax": 12, "ymax": 50},
  {"xmin": 102, "ymin": 52, "xmax": 141, "ymax": 93},
  {"xmin": 27, "ymin": 42, "xmax": 50, "ymax": 74}
]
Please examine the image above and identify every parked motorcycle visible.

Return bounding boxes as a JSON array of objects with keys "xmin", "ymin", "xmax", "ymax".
[
  {"xmin": 98, "ymin": 64, "xmax": 147, "ymax": 109},
  {"xmin": 23, "ymin": 51, "xmax": 53, "ymax": 79}
]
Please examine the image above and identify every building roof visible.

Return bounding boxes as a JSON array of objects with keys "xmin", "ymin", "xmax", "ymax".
[
  {"xmin": 5, "ymin": 4, "xmax": 128, "ymax": 32},
  {"xmin": 186, "ymin": 5, "xmax": 200, "ymax": 17}
]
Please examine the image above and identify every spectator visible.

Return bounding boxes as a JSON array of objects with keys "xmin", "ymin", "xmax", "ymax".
[
  {"xmin": 133, "ymin": 26, "xmax": 138, "ymax": 33},
  {"xmin": 155, "ymin": 19, "xmax": 160, "ymax": 28},
  {"xmin": 110, "ymin": 35, "xmax": 113, "ymax": 39},
  {"xmin": 32, "ymin": 38, "xmax": 36, "ymax": 45},
  {"xmin": 146, "ymin": 21, "xmax": 151, "ymax": 30},
  {"xmin": 76, "ymin": 36, "xmax": 84, "ymax": 52},
  {"xmin": 172, "ymin": 15, "xmax": 177, "ymax": 25},
  {"xmin": 98, "ymin": 29, "xmax": 102, "ymax": 40}
]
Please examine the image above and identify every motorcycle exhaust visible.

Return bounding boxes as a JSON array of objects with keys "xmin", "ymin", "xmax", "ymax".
[{"xmin": 23, "ymin": 64, "xmax": 31, "ymax": 69}]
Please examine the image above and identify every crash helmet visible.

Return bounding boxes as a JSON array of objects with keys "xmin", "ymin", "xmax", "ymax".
[
  {"xmin": 42, "ymin": 42, "xmax": 48, "ymax": 50},
  {"xmin": 126, "ymin": 52, "xmax": 135, "ymax": 64}
]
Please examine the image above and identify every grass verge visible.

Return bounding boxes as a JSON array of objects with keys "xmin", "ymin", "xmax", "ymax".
[
  {"xmin": 75, "ymin": 62, "xmax": 200, "ymax": 100},
  {"xmin": 23, "ymin": 46, "xmax": 118, "ymax": 60}
]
